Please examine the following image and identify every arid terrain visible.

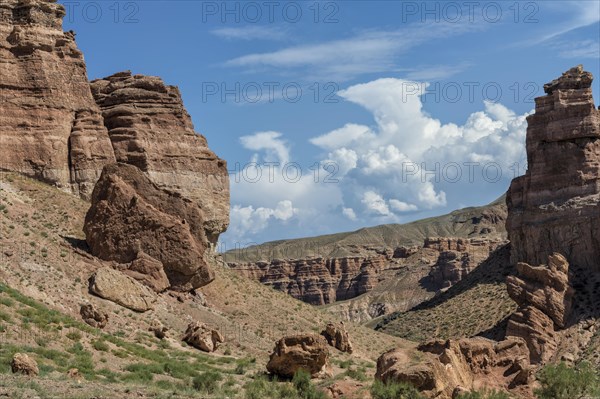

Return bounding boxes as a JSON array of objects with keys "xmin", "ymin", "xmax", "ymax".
[{"xmin": 1, "ymin": 1, "xmax": 600, "ymax": 399}]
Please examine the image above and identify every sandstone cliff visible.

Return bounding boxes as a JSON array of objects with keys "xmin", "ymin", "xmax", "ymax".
[
  {"xmin": 507, "ymin": 65, "xmax": 600, "ymax": 269},
  {"xmin": 0, "ymin": 0, "xmax": 115, "ymax": 199},
  {"xmin": 90, "ymin": 72, "xmax": 229, "ymax": 243},
  {"xmin": 229, "ymin": 238, "xmax": 503, "ymax": 307},
  {"xmin": 229, "ymin": 248, "xmax": 394, "ymax": 305},
  {"xmin": 0, "ymin": 2, "xmax": 230, "ymax": 245}
]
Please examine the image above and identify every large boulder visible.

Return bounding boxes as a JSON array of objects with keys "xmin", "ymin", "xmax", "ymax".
[
  {"xmin": 90, "ymin": 71, "xmax": 229, "ymax": 242},
  {"xmin": 120, "ymin": 251, "xmax": 170, "ymax": 293},
  {"xmin": 79, "ymin": 303, "xmax": 109, "ymax": 329},
  {"xmin": 321, "ymin": 322, "xmax": 353, "ymax": 354},
  {"xmin": 266, "ymin": 334, "xmax": 330, "ymax": 378},
  {"xmin": 182, "ymin": 322, "xmax": 224, "ymax": 352},
  {"xmin": 84, "ymin": 163, "xmax": 215, "ymax": 291},
  {"xmin": 11, "ymin": 353, "xmax": 38, "ymax": 376},
  {"xmin": 89, "ymin": 267, "xmax": 156, "ymax": 312},
  {"xmin": 0, "ymin": 0, "xmax": 115, "ymax": 199}
]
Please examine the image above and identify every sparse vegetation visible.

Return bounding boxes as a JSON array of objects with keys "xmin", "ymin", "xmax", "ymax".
[
  {"xmin": 535, "ymin": 362, "xmax": 600, "ymax": 399},
  {"xmin": 370, "ymin": 380, "xmax": 424, "ymax": 399},
  {"xmin": 193, "ymin": 370, "xmax": 223, "ymax": 393},
  {"xmin": 457, "ymin": 390, "xmax": 510, "ymax": 399}
]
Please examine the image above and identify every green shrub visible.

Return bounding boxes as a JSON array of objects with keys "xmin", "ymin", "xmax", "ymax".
[
  {"xmin": 371, "ymin": 379, "xmax": 424, "ymax": 399},
  {"xmin": 458, "ymin": 389, "xmax": 510, "ymax": 398},
  {"xmin": 535, "ymin": 362, "xmax": 600, "ymax": 399},
  {"xmin": 193, "ymin": 370, "xmax": 223, "ymax": 394},
  {"xmin": 244, "ymin": 375, "xmax": 297, "ymax": 399},
  {"xmin": 92, "ymin": 340, "xmax": 109, "ymax": 352},
  {"xmin": 292, "ymin": 369, "xmax": 326, "ymax": 399}
]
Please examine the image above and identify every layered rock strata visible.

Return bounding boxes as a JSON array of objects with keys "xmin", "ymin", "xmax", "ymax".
[
  {"xmin": 507, "ymin": 65, "xmax": 600, "ymax": 269},
  {"xmin": 90, "ymin": 71, "xmax": 229, "ymax": 243},
  {"xmin": 229, "ymin": 249, "xmax": 394, "ymax": 305},
  {"xmin": 229, "ymin": 238, "xmax": 502, "ymax": 305},
  {"xmin": 426, "ymin": 238, "xmax": 504, "ymax": 289},
  {"xmin": 0, "ymin": 0, "xmax": 115, "ymax": 199},
  {"xmin": 506, "ymin": 253, "xmax": 574, "ymax": 363},
  {"xmin": 375, "ymin": 337, "xmax": 532, "ymax": 398}
]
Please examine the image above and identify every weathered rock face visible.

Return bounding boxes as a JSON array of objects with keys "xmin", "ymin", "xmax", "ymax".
[
  {"xmin": 266, "ymin": 334, "xmax": 330, "ymax": 378},
  {"xmin": 84, "ymin": 163, "xmax": 216, "ymax": 291},
  {"xmin": 182, "ymin": 322, "xmax": 224, "ymax": 352},
  {"xmin": 89, "ymin": 267, "xmax": 156, "ymax": 312},
  {"xmin": 506, "ymin": 253, "xmax": 574, "ymax": 363},
  {"xmin": 79, "ymin": 304, "xmax": 108, "ymax": 329},
  {"xmin": 118, "ymin": 251, "xmax": 170, "ymax": 293},
  {"xmin": 90, "ymin": 71, "xmax": 229, "ymax": 243},
  {"xmin": 376, "ymin": 337, "xmax": 532, "ymax": 399},
  {"xmin": 426, "ymin": 238, "xmax": 504, "ymax": 289},
  {"xmin": 11, "ymin": 353, "xmax": 39, "ymax": 376},
  {"xmin": 507, "ymin": 65, "xmax": 600, "ymax": 269},
  {"xmin": 321, "ymin": 322, "xmax": 353, "ymax": 354},
  {"xmin": 230, "ymin": 238, "xmax": 502, "ymax": 306},
  {"xmin": 228, "ymin": 250, "xmax": 393, "ymax": 305},
  {"xmin": 0, "ymin": 0, "xmax": 115, "ymax": 199}
]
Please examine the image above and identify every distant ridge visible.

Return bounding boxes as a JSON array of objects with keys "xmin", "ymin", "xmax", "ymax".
[{"xmin": 223, "ymin": 195, "xmax": 507, "ymax": 263}]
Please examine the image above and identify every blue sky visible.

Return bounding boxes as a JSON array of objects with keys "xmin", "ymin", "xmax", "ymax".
[{"xmin": 61, "ymin": 0, "xmax": 600, "ymax": 248}]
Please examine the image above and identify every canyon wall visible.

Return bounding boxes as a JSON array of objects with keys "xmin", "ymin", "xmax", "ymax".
[
  {"xmin": 90, "ymin": 72, "xmax": 229, "ymax": 242},
  {"xmin": 0, "ymin": 0, "xmax": 115, "ymax": 199},
  {"xmin": 229, "ymin": 238, "xmax": 503, "ymax": 305},
  {"xmin": 0, "ymin": 0, "xmax": 229, "ymax": 244}
]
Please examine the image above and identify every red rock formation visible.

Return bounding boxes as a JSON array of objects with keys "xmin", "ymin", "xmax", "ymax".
[
  {"xmin": 506, "ymin": 253, "xmax": 574, "ymax": 363},
  {"xmin": 84, "ymin": 163, "xmax": 215, "ymax": 291},
  {"xmin": 0, "ymin": 0, "xmax": 115, "ymax": 199},
  {"xmin": 375, "ymin": 337, "xmax": 532, "ymax": 398},
  {"xmin": 266, "ymin": 334, "xmax": 330, "ymax": 378},
  {"xmin": 228, "ymin": 250, "xmax": 393, "ymax": 305},
  {"xmin": 230, "ymin": 239, "xmax": 501, "ymax": 305},
  {"xmin": 507, "ymin": 65, "xmax": 600, "ymax": 269},
  {"xmin": 426, "ymin": 238, "xmax": 504, "ymax": 289},
  {"xmin": 183, "ymin": 322, "xmax": 224, "ymax": 353},
  {"xmin": 321, "ymin": 322, "xmax": 353, "ymax": 354},
  {"xmin": 90, "ymin": 72, "xmax": 229, "ymax": 243}
]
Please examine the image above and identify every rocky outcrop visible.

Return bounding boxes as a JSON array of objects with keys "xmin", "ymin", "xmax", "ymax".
[
  {"xmin": 321, "ymin": 322, "xmax": 353, "ymax": 354},
  {"xmin": 230, "ymin": 238, "xmax": 502, "ymax": 306},
  {"xmin": 0, "ymin": 0, "xmax": 115, "ymax": 199},
  {"xmin": 506, "ymin": 253, "xmax": 574, "ymax": 363},
  {"xmin": 149, "ymin": 319, "xmax": 168, "ymax": 340},
  {"xmin": 118, "ymin": 251, "xmax": 170, "ymax": 293},
  {"xmin": 376, "ymin": 337, "xmax": 532, "ymax": 398},
  {"xmin": 266, "ymin": 334, "xmax": 330, "ymax": 378},
  {"xmin": 426, "ymin": 238, "xmax": 504, "ymax": 289},
  {"xmin": 228, "ymin": 249, "xmax": 394, "ymax": 305},
  {"xmin": 507, "ymin": 65, "xmax": 600, "ymax": 269},
  {"xmin": 79, "ymin": 304, "xmax": 108, "ymax": 329},
  {"xmin": 89, "ymin": 267, "xmax": 156, "ymax": 312},
  {"xmin": 11, "ymin": 353, "xmax": 39, "ymax": 376},
  {"xmin": 182, "ymin": 322, "xmax": 224, "ymax": 352},
  {"xmin": 84, "ymin": 163, "xmax": 216, "ymax": 291},
  {"xmin": 90, "ymin": 72, "xmax": 229, "ymax": 243}
]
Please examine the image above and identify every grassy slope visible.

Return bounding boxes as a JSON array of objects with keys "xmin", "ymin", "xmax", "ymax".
[
  {"xmin": 372, "ymin": 245, "xmax": 517, "ymax": 341},
  {"xmin": 224, "ymin": 196, "xmax": 507, "ymax": 263},
  {"xmin": 0, "ymin": 173, "xmax": 407, "ymax": 398}
]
